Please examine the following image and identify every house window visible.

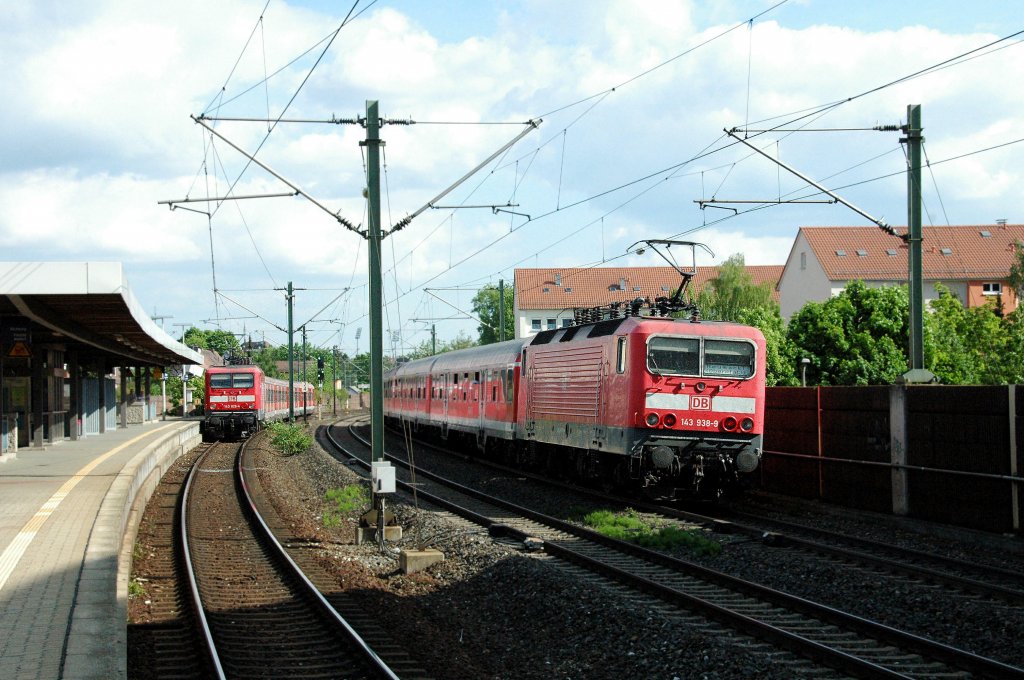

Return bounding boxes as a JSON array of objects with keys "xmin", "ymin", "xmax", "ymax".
[
  {"xmin": 561, "ymin": 318, "xmax": 573, "ymax": 328},
  {"xmin": 856, "ymin": 249, "xmax": 868, "ymax": 257},
  {"xmin": 835, "ymin": 250, "xmax": 846, "ymax": 257},
  {"xmin": 982, "ymin": 282, "xmax": 1002, "ymax": 295},
  {"xmin": 800, "ymin": 252, "xmax": 806, "ymax": 270},
  {"xmin": 940, "ymin": 247, "xmax": 952, "ymax": 256},
  {"xmin": 542, "ymin": 287, "xmax": 550, "ymax": 293},
  {"xmin": 546, "ymin": 318, "xmax": 557, "ymax": 330},
  {"xmin": 980, "ymin": 230, "xmax": 992, "ymax": 237},
  {"xmin": 531, "ymin": 319, "xmax": 541, "ymax": 331},
  {"xmin": 564, "ymin": 287, "xmax": 572, "ymax": 293},
  {"xmin": 886, "ymin": 249, "xmax": 897, "ymax": 256}
]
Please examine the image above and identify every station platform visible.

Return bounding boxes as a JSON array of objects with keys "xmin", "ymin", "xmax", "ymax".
[{"xmin": 0, "ymin": 419, "xmax": 201, "ymax": 680}]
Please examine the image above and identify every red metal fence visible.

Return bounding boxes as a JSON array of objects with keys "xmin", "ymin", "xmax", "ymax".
[{"xmin": 760, "ymin": 385, "xmax": 1023, "ymax": 534}]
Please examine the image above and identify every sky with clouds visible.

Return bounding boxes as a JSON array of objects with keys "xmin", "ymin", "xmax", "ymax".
[{"xmin": 2, "ymin": 0, "xmax": 1021, "ymax": 356}]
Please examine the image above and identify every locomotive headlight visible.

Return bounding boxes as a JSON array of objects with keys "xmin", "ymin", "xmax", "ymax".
[
  {"xmin": 722, "ymin": 416, "xmax": 737, "ymax": 431},
  {"xmin": 645, "ymin": 412, "xmax": 660, "ymax": 427},
  {"xmin": 740, "ymin": 417, "xmax": 754, "ymax": 432},
  {"xmin": 663, "ymin": 413, "xmax": 677, "ymax": 427},
  {"xmin": 695, "ymin": 382, "xmax": 706, "ymax": 392}
]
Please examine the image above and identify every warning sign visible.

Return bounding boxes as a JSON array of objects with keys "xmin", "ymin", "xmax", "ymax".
[{"xmin": 7, "ymin": 341, "xmax": 31, "ymax": 358}]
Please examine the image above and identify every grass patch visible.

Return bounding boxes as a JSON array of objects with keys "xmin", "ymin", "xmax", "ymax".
[
  {"xmin": 265, "ymin": 421, "xmax": 312, "ymax": 456},
  {"xmin": 581, "ymin": 508, "xmax": 722, "ymax": 556},
  {"xmin": 128, "ymin": 578, "xmax": 146, "ymax": 600},
  {"xmin": 323, "ymin": 484, "xmax": 370, "ymax": 528}
]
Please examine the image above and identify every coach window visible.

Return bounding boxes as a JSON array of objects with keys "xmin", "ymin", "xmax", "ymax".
[
  {"xmin": 505, "ymin": 368, "xmax": 514, "ymax": 402},
  {"xmin": 616, "ymin": 337, "xmax": 627, "ymax": 374},
  {"xmin": 647, "ymin": 337, "xmax": 700, "ymax": 376},
  {"xmin": 703, "ymin": 340, "xmax": 755, "ymax": 379}
]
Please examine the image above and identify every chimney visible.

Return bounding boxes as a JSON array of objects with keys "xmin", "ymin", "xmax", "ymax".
[
  {"xmin": 555, "ymin": 273, "xmax": 562, "ymax": 287},
  {"xmin": 619, "ymin": 277, "xmax": 626, "ymax": 291}
]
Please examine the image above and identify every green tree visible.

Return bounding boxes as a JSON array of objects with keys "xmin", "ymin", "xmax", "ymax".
[
  {"xmin": 205, "ymin": 329, "xmax": 241, "ymax": 358},
  {"xmin": 182, "ymin": 326, "xmax": 206, "ymax": 349},
  {"xmin": 179, "ymin": 327, "xmax": 240, "ymax": 359},
  {"xmin": 404, "ymin": 331, "xmax": 477, "ymax": 360},
  {"xmin": 924, "ymin": 285, "xmax": 1013, "ymax": 384},
  {"xmin": 1008, "ymin": 240, "xmax": 1024, "ymax": 300},
  {"xmin": 471, "ymin": 284, "xmax": 514, "ymax": 345},
  {"xmin": 787, "ymin": 281, "xmax": 909, "ymax": 385},
  {"xmin": 693, "ymin": 254, "xmax": 774, "ymax": 321}
]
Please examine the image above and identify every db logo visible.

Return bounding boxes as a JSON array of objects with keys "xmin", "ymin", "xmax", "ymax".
[{"xmin": 691, "ymin": 395, "xmax": 712, "ymax": 410}]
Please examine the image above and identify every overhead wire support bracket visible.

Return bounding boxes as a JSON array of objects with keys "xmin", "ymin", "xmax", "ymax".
[
  {"xmin": 724, "ymin": 127, "xmax": 905, "ymax": 241},
  {"xmin": 194, "ymin": 113, "xmax": 362, "ymax": 125},
  {"xmin": 158, "ymin": 191, "xmax": 299, "ymax": 208},
  {"xmin": 383, "ymin": 118, "xmax": 542, "ymax": 237},
  {"xmin": 188, "ymin": 114, "xmax": 366, "ymax": 238}
]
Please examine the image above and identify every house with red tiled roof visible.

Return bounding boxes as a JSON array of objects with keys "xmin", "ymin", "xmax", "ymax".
[
  {"xmin": 778, "ymin": 224, "xmax": 1024, "ymax": 319},
  {"xmin": 513, "ymin": 265, "xmax": 783, "ymax": 338}
]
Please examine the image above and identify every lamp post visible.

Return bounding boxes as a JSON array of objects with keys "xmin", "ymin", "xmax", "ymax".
[{"xmin": 801, "ymin": 358, "xmax": 810, "ymax": 387}]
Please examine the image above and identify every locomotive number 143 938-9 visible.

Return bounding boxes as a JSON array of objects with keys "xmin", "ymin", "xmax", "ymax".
[{"xmin": 678, "ymin": 417, "xmax": 719, "ymax": 428}]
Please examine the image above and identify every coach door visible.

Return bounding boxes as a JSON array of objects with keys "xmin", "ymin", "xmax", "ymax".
[
  {"xmin": 441, "ymin": 372, "xmax": 449, "ymax": 439},
  {"xmin": 478, "ymin": 369, "xmax": 491, "ymax": 447}
]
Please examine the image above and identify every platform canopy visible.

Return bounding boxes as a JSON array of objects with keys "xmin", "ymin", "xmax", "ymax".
[{"xmin": 0, "ymin": 262, "xmax": 203, "ymax": 369}]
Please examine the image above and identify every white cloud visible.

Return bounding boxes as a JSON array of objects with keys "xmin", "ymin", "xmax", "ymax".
[{"xmin": 1, "ymin": 0, "xmax": 1021, "ymax": 344}]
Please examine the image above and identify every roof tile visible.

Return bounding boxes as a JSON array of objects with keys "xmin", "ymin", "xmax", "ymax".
[
  {"xmin": 515, "ymin": 265, "xmax": 783, "ymax": 310},
  {"xmin": 800, "ymin": 224, "xmax": 1024, "ymax": 281}
]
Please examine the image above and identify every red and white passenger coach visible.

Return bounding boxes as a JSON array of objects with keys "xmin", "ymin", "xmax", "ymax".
[
  {"xmin": 201, "ymin": 365, "xmax": 314, "ymax": 441},
  {"xmin": 385, "ymin": 315, "xmax": 766, "ymax": 499}
]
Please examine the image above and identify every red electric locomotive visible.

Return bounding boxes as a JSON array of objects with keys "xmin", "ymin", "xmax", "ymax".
[
  {"xmin": 201, "ymin": 365, "xmax": 315, "ymax": 441},
  {"xmin": 384, "ymin": 314, "xmax": 765, "ymax": 499}
]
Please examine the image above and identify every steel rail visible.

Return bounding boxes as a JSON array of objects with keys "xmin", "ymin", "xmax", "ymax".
[
  {"xmin": 235, "ymin": 439, "xmax": 401, "ymax": 680},
  {"xmin": 180, "ymin": 443, "xmax": 229, "ymax": 680},
  {"xmin": 381, "ymin": 421, "xmax": 1024, "ymax": 604},
  {"xmin": 329, "ymin": 421, "xmax": 1024, "ymax": 680}
]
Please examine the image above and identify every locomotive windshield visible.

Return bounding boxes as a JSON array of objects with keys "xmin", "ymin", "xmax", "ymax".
[
  {"xmin": 703, "ymin": 340, "xmax": 755, "ymax": 378},
  {"xmin": 647, "ymin": 337, "xmax": 700, "ymax": 375},
  {"xmin": 647, "ymin": 337, "xmax": 754, "ymax": 379},
  {"xmin": 210, "ymin": 373, "xmax": 255, "ymax": 389}
]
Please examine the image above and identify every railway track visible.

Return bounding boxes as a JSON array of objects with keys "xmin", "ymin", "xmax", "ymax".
[
  {"xmin": 331, "ymin": 420, "xmax": 1024, "ymax": 679},
  {"xmin": 387, "ymin": 421, "xmax": 1024, "ymax": 607},
  {"xmin": 181, "ymin": 439, "xmax": 399, "ymax": 680}
]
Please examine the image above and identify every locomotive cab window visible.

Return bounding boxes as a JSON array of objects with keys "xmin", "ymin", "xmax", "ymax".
[
  {"xmin": 616, "ymin": 337, "xmax": 627, "ymax": 374},
  {"xmin": 703, "ymin": 340, "xmax": 755, "ymax": 378},
  {"xmin": 647, "ymin": 337, "xmax": 700, "ymax": 376},
  {"xmin": 233, "ymin": 373, "xmax": 254, "ymax": 389},
  {"xmin": 210, "ymin": 374, "xmax": 232, "ymax": 389}
]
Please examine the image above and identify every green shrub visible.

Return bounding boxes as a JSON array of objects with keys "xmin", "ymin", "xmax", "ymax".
[
  {"xmin": 582, "ymin": 508, "xmax": 721, "ymax": 557},
  {"xmin": 265, "ymin": 422, "xmax": 312, "ymax": 456},
  {"xmin": 323, "ymin": 484, "xmax": 369, "ymax": 528}
]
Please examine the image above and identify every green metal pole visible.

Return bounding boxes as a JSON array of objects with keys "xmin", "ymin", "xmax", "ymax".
[
  {"xmin": 365, "ymin": 100, "xmax": 384, "ymax": 463},
  {"xmin": 431, "ymin": 324, "xmax": 436, "ymax": 356},
  {"xmin": 498, "ymin": 279, "xmax": 505, "ymax": 342},
  {"xmin": 287, "ymin": 281, "xmax": 295, "ymax": 421},
  {"xmin": 905, "ymin": 104, "xmax": 925, "ymax": 372}
]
